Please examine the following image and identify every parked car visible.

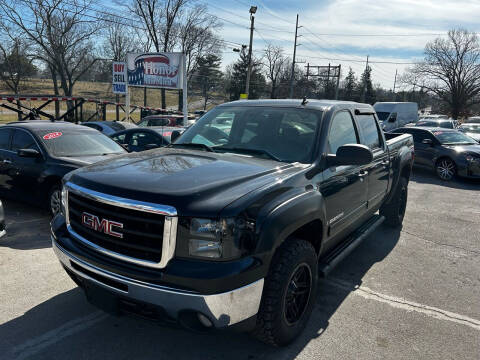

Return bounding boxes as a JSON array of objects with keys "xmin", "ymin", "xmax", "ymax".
[
  {"xmin": 52, "ymin": 99, "xmax": 414, "ymax": 346},
  {"xmin": 0, "ymin": 121, "xmax": 126, "ymax": 214},
  {"xmin": 394, "ymin": 127, "xmax": 480, "ymax": 180},
  {"xmin": 419, "ymin": 114, "xmax": 448, "ymax": 121},
  {"xmin": 138, "ymin": 115, "xmax": 193, "ymax": 127},
  {"xmin": 374, "ymin": 102, "xmax": 418, "ymax": 131},
  {"xmin": 464, "ymin": 116, "xmax": 480, "ymax": 124},
  {"xmin": 110, "ymin": 127, "xmax": 182, "ymax": 152},
  {"xmin": 459, "ymin": 123, "xmax": 480, "ymax": 143},
  {"xmin": 82, "ymin": 121, "xmax": 137, "ymax": 135},
  {"xmin": 414, "ymin": 119, "xmax": 457, "ymax": 129}
]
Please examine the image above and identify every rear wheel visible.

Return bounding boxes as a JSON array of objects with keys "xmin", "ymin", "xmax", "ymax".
[
  {"xmin": 253, "ymin": 239, "xmax": 318, "ymax": 346},
  {"xmin": 436, "ymin": 158, "xmax": 456, "ymax": 181},
  {"xmin": 49, "ymin": 185, "xmax": 62, "ymax": 216},
  {"xmin": 380, "ymin": 177, "xmax": 408, "ymax": 227}
]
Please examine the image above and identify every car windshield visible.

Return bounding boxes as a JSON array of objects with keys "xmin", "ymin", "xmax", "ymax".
[
  {"xmin": 433, "ymin": 131, "xmax": 477, "ymax": 145},
  {"xmin": 38, "ymin": 130, "xmax": 125, "ymax": 157},
  {"xmin": 175, "ymin": 106, "xmax": 322, "ymax": 163},
  {"xmin": 376, "ymin": 111, "xmax": 390, "ymax": 121},
  {"xmin": 460, "ymin": 125, "xmax": 480, "ymax": 133}
]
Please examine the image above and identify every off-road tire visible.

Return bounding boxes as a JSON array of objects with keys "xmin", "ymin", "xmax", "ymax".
[
  {"xmin": 253, "ymin": 239, "xmax": 318, "ymax": 346},
  {"xmin": 380, "ymin": 177, "xmax": 408, "ymax": 227}
]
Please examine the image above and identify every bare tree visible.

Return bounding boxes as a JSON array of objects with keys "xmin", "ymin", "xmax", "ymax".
[
  {"xmin": 403, "ymin": 29, "xmax": 480, "ymax": 119},
  {"xmin": 131, "ymin": 0, "xmax": 191, "ymax": 109},
  {"xmin": 103, "ymin": 17, "xmax": 139, "ymax": 61},
  {"xmin": 0, "ymin": 0, "xmax": 102, "ymax": 103},
  {"xmin": 263, "ymin": 44, "xmax": 286, "ymax": 99}
]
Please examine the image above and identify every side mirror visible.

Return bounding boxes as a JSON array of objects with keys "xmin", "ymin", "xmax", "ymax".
[
  {"xmin": 327, "ymin": 144, "xmax": 373, "ymax": 166},
  {"xmin": 17, "ymin": 148, "xmax": 41, "ymax": 158},
  {"xmin": 422, "ymin": 139, "xmax": 433, "ymax": 146},
  {"xmin": 170, "ymin": 130, "xmax": 181, "ymax": 143}
]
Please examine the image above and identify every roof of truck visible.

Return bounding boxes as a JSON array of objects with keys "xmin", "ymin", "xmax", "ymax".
[{"xmin": 221, "ymin": 99, "xmax": 373, "ymax": 111}]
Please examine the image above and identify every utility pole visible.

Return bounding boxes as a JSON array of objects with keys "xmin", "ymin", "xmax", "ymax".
[
  {"xmin": 392, "ymin": 69, "xmax": 398, "ymax": 101},
  {"xmin": 361, "ymin": 55, "xmax": 369, "ymax": 103},
  {"xmin": 335, "ymin": 64, "xmax": 341, "ymax": 100},
  {"xmin": 289, "ymin": 14, "xmax": 301, "ymax": 98},
  {"xmin": 245, "ymin": 6, "xmax": 257, "ymax": 98}
]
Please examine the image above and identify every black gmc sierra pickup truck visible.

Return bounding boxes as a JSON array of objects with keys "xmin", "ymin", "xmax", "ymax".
[{"xmin": 51, "ymin": 100, "xmax": 414, "ymax": 346}]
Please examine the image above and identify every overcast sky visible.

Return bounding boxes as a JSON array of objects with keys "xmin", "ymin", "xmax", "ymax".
[{"xmin": 211, "ymin": 0, "xmax": 480, "ymax": 89}]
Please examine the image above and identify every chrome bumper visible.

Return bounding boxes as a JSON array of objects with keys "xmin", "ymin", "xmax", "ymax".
[{"xmin": 53, "ymin": 237, "xmax": 264, "ymax": 327}]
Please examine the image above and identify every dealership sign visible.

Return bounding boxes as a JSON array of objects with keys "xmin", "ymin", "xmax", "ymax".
[
  {"xmin": 127, "ymin": 53, "xmax": 184, "ymax": 89},
  {"xmin": 112, "ymin": 62, "xmax": 127, "ymax": 94}
]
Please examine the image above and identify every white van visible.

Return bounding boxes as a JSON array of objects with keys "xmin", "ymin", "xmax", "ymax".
[{"xmin": 374, "ymin": 102, "xmax": 419, "ymax": 131}]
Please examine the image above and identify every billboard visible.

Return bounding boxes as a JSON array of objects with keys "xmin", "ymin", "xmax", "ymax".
[
  {"xmin": 127, "ymin": 52, "xmax": 184, "ymax": 90},
  {"xmin": 112, "ymin": 62, "xmax": 127, "ymax": 94}
]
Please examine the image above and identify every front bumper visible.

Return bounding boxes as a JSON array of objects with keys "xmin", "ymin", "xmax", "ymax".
[
  {"xmin": 457, "ymin": 159, "xmax": 480, "ymax": 179},
  {"xmin": 53, "ymin": 237, "xmax": 264, "ymax": 328}
]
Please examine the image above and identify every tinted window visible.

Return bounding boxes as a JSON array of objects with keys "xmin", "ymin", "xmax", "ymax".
[
  {"xmin": 12, "ymin": 130, "xmax": 40, "ymax": 152},
  {"xmin": 432, "ymin": 131, "xmax": 477, "ymax": 145},
  {"xmin": 376, "ymin": 112, "xmax": 390, "ymax": 121},
  {"xmin": 83, "ymin": 123, "xmax": 102, "ymax": 131},
  {"xmin": 178, "ymin": 107, "xmax": 321, "ymax": 163},
  {"xmin": 328, "ymin": 111, "xmax": 358, "ymax": 153},
  {"xmin": 358, "ymin": 114, "xmax": 382, "ymax": 149},
  {"xmin": 0, "ymin": 128, "xmax": 12, "ymax": 150},
  {"xmin": 112, "ymin": 133, "xmax": 127, "ymax": 143},
  {"xmin": 109, "ymin": 122, "xmax": 126, "ymax": 131},
  {"xmin": 130, "ymin": 131, "xmax": 164, "ymax": 147}
]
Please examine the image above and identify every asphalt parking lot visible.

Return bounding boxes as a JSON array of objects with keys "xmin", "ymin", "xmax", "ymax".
[{"xmin": 0, "ymin": 168, "xmax": 479, "ymax": 360}]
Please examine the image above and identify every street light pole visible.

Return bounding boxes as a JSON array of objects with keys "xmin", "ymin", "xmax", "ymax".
[
  {"xmin": 289, "ymin": 14, "xmax": 300, "ymax": 98},
  {"xmin": 245, "ymin": 6, "xmax": 257, "ymax": 98}
]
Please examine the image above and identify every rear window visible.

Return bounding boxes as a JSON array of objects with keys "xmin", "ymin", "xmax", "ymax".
[{"xmin": 108, "ymin": 122, "xmax": 126, "ymax": 131}]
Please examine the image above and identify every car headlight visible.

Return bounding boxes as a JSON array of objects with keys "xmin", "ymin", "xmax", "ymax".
[
  {"xmin": 465, "ymin": 154, "xmax": 479, "ymax": 162},
  {"xmin": 177, "ymin": 217, "xmax": 256, "ymax": 260},
  {"xmin": 60, "ymin": 186, "xmax": 68, "ymax": 215}
]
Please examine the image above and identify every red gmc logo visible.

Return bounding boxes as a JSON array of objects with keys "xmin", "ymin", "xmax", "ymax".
[{"xmin": 81, "ymin": 212, "xmax": 124, "ymax": 238}]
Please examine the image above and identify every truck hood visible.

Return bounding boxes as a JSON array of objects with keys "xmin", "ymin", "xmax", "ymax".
[
  {"xmin": 56, "ymin": 153, "xmax": 122, "ymax": 167},
  {"xmin": 67, "ymin": 148, "xmax": 303, "ymax": 217}
]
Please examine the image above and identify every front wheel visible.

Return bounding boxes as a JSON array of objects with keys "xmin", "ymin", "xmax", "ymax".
[
  {"xmin": 49, "ymin": 185, "xmax": 62, "ymax": 216},
  {"xmin": 436, "ymin": 158, "xmax": 456, "ymax": 181},
  {"xmin": 253, "ymin": 239, "xmax": 318, "ymax": 346}
]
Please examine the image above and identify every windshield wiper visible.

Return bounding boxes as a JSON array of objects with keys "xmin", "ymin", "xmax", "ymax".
[
  {"xmin": 169, "ymin": 143, "xmax": 214, "ymax": 152},
  {"xmin": 216, "ymin": 147, "xmax": 282, "ymax": 161}
]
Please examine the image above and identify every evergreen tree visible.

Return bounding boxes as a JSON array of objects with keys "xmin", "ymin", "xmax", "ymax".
[
  {"xmin": 358, "ymin": 65, "xmax": 376, "ymax": 104},
  {"xmin": 227, "ymin": 48, "xmax": 266, "ymax": 100},
  {"xmin": 343, "ymin": 67, "xmax": 357, "ymax": 101},
  {"xmin": 193, "ymin": 54, "xmax": 223, "ymax": 109}
]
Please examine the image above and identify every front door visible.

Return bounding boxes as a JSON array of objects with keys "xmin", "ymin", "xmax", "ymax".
[
  {"xmin": 320, "ymin": 110, "xmax": 368, "ymax": 245},
  {"xmin": 0, "ymin": 128, "xmax": 14, "ymax": 196}
]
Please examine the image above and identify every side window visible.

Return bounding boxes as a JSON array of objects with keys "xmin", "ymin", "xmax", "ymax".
[
  {"xmin": 328, "ymin": 111, "xmax": 359, "ymax": 154},
  {"xmin": 0, "ymin": 128, "xmax": 12, "ymax": 150},
  {"xmin": 130, "ymin": 132, "xmax": 161, "ymax": 146},
  {"xmin": 357, "ymin": 114, "xmax": 382, "ymax": 149},
  {"xmin": 11, "ymin": 130, "xmax": 40, "ymax": 152},
  {"xmin": 112, "ymin": 133, "xmax": 127, "ymax": 143}
]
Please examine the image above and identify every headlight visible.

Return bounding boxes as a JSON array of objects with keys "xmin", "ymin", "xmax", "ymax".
[
  {"xmin": 60, "ymin": 186, "xmax": 68, "ymax": 215},
  {"xmin": 465, "ymin": 154, "xmax": 479, "ymax": 162},
  {"xmin": 178, "ymin": 217, "xmax": 256, "ymax": 260}
]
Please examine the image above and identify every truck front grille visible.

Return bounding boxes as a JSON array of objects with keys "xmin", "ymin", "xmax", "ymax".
[{"xmin": 64, "ymin": 183, "xmax": 177, "ymax": 268}]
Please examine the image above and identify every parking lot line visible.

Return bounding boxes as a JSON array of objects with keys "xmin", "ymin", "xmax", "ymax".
[
  {"xmin": 325, "ymin": 277, "xmax": 480, "ymax": 331},
  {"xmin": 10, "ymin": 311, "xmax": 108, "ymax": 360}
]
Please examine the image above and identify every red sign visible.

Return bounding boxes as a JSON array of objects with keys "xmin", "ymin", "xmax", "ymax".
[
  {"xmin": 81, "ymin": 212, "xmax": 124, "ymax": 238},
  {"xmin": 43, "ymin": 132, "xmax": 63, "ymax": 140}
]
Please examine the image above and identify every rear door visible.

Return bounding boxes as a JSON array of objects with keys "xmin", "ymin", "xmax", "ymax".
[
  {"xmin": 357, "ymin": 113, "xmax": 390, "ymax": 210},
  {"xmin": 321, "ymin": 110, "xmax": 368, "ymax": 241}
]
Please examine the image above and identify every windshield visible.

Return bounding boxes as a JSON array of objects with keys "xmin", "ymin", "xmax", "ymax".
[
  {"xmin": 376, "ymin": 111, "xmax": 390, "ymax": 121},
  {"xmin": 38, "ymin": 131, "xmax": 125, "ymax": 157},
  {"xmin": 460, "ymin": 125, "xmax": 480, "ymax": 133},
  {"xmin": 433, "ymin": 131, "xmax": 477, "ymax": 145},
  {"xmin": 176, "ymin": 106, "xmax": 322, "ymax": 163}
]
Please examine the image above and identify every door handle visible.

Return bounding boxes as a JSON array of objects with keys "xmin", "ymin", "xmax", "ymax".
[{"xmin": 2, "ymin": 159, "xmax": 12, "ymax": 164}]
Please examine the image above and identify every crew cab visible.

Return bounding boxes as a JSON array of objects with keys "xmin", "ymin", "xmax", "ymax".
[{"xmin": 51, "ymin": 100, "xmax": 414, "ymax": 346}]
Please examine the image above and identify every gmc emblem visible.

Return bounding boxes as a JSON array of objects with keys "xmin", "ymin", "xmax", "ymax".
[{"xmin": 81, "ymin": 212, "xmax": 124, "ymax": 238}]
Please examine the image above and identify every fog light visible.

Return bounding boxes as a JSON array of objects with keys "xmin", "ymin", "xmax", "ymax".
[
  {"xmin": 197, "ymin": 313, "xmax": 213, "ymax": 328},
  {"xmin": 189, "ymin": 239, "xmax": 222, "ymax": 258}
]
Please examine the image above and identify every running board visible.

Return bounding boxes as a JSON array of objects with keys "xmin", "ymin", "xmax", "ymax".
[{"xmin": 319, "ymin": 215, "xmax": 385, "ymax": 277}]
